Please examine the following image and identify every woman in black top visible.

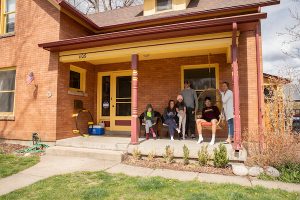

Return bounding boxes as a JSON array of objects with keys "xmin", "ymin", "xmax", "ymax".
[{"xmin": 163, "ymin": 100, "xmax": 178, "ymax": 141}]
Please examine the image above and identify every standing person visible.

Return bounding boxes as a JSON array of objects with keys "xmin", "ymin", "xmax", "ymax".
[
  {"xmin": 144, "ymin": 104, "xmax": 157, "ymax": 140},
  {"xmin": 181, "ymin": 80, "xmax": 198, "ymax": 139},
  {"xmin": 220, "ymin": 82, "xmax": 234, "ymax": 144},
  {"xmin": 176, "ymin": 95, "xmax": 186, "ymax": 139},
  {"xmin": 163, "ymin": 100, "xmax": 178, "ymax": 141}
]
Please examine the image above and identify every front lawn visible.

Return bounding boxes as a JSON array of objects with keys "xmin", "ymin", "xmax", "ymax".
[
  {"xmin": 0, "ymin": 154, "xmax": 40, "ymax": 178},
  {"xmin": 0, "ymin": 171, "xmax": 298, "ymax": 200}
]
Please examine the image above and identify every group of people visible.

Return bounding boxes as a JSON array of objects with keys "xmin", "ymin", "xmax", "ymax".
[{"xmin": 144, "ymin": 80, "xmax": 234, "ymax": 145}]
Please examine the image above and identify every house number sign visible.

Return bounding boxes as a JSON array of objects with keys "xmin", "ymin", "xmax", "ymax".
[{"xmin": 79, "ymin": 53, "xmax": 87, "ymax": 59}]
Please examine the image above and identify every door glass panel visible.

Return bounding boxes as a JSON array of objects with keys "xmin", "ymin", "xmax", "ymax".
[
  {"xmin": 116, "ymin": 76, "xmax": 131, "ymax": 116},
  {"xmin": 184, "ymin": 68, "xmax": 216, "ymax": 112},
  {"xmin": 101, "ymin": 76, "xmax": 110, "ymax": 116}
]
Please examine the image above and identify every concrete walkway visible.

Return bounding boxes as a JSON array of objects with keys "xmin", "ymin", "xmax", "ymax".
[{"xmin": 0, "ymin": 156, "xmax": 299, "ymax": 196}]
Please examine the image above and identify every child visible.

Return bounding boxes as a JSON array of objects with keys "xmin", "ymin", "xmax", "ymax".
[
  {"xmin": 144, "ymin": 104, "xmax": 157, "ymax": 140},
  {"xmin": 176, "ymin": 95, "xmax": 186, "ymax": 139}
]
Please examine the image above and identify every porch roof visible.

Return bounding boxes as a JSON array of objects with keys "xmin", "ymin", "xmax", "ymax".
[{"xmin": 39, "ymin": 12, "xmax": 267, "ymax": 52}]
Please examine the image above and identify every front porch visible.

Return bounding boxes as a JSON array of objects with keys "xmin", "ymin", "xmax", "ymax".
[{"xmin": 53, "ymin": 136, "xmax": 247, "ymax": 161}]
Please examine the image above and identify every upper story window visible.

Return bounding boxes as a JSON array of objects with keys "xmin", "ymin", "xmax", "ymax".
[
  {"xmin": 156, "ymin": 0, "xmax": 172, "ymax": 11},
  {"xmin": 0, "ymin": 0, "xmax": 16, "ymax": 34}
]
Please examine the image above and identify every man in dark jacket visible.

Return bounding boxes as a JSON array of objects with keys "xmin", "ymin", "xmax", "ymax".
[{"xmin": 181, "ymin": 80, "xmax": 198, "ymax": 139}]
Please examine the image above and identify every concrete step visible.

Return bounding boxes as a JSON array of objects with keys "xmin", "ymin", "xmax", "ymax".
[{"xmin": 46, "ymin": 146, "xmax": 124, "ymax": 162}]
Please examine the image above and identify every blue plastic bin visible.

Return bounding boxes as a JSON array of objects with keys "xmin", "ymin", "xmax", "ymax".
[{"xmin": 88, "ymin": 125, "xmax": 105, "ymax": 135}]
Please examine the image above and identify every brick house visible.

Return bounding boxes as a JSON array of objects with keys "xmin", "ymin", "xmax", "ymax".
[{"xmin": 0, "ymin": 0, "xmax": 279, "ymax": 149}]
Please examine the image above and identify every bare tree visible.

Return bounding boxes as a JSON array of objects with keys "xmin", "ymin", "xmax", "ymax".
[
  {"xmin": 67, "ymin": 0, "xmax": 143, "ymax": 14},
  {"xmin": 280, "ymin": 0, "xmax": 300, "ymax": 58}
]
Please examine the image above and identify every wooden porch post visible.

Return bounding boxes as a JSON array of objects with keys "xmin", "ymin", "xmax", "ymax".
[
  {"xmin": 231, "ymin": 22, "xmax": 242, "ymax": 150},
  {"xmin": 131, "ymin": 54, "xmax": 139, "ymax": 144},
  {"xmin": 256, "ymin": 21, "xmax": 264, "ymax": 152}
]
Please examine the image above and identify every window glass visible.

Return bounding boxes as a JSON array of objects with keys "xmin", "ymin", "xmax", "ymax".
[
  {"xmin": 69, "ymin": 71, "xmax": 81, "ymax": 90},
  {"xmin": 116, "ymin": 76, "xmax": 131, "ymax": 116},
  {"xmin": 184, "ymin": 67, "xmax": 216, "ymax": 112},
  {"xmin": 0, "ymin": 70, "xmax": 15, "ymax": 91},
  {"xmin": 5, "ymin": 13, "xmax": 15, "ymax": 33},
  {"xmin": 0, "ymin": 92, "xmax": 14, "ymax": 112},
  {"xmin": 101, "ymin": 76, "xmax": 110, "ymax": 116},
  {"xmin": 0, "ymin": 69, "xmax": 16, "ymax": 113},
  {"xmin": 157, "ymin": 0, "xmax": 172, "ymax": 11},
  {"xmin": 6, "ymin": 0, "xmax": 16, "ymax": 12}
]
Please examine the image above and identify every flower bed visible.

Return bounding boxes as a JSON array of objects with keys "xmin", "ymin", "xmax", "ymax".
[{"xmin": 123, "ymin": 155, "xmax": 234, "ymax": 176}]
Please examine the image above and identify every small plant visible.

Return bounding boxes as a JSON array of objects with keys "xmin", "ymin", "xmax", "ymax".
[
  {"xmin": 163, "ymin": 145, "xmax": 174, "ymax": 164},
  {"xmin": 213, "ymin": 144, "xmax": 229, "ymax": 168},
  {"xmin": 198, "ymin": 145, "xmax": 209, "ymax": 166},
  {"xmin": 147, "ymin": 151, "xmax": 156, "ymax": 161},
  {"xmin": 182, "ymin": 145, "xmax": 190, "ymax": 165},
  {"xmin": 132, "ymin": 148, "xmax": 142, "ymax": 160}
]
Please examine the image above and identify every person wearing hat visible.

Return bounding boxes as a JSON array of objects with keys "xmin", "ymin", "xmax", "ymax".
[
  {"xmin": 176, "ymin": 94, "xmax": 187, "ymax": 139},
  {"xmin": 181, "ymin": 80, "xmax": 198, "ymax": 139}
]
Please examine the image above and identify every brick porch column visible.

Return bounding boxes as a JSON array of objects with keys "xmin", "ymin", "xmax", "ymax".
[
  {"xmin": 232, "ymin": 22, "xmax": 242, "ymax": 150},
  {"xmin": 131, "ymin": 54, "xmax": 139, "ymax": 144}
]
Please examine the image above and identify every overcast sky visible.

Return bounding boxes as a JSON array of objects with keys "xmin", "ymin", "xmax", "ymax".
[{"xmin": 261, "ymin": 0, "xmax": 300, "ymax": 75}]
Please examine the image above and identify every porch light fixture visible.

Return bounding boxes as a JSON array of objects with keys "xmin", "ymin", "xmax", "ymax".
[{"xmin": 143, "ymin": 54, "xmax": 150, "ymax": 58}]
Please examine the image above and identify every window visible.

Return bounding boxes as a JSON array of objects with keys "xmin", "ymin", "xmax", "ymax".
[
  {"xmin": 0, "ymin": 68, "xmax": 16, "ymax": 115},
  {"xmin": 182, "ymin": 65, "xmax": 219, "ymax": 112},
  {"xmin": 156, "ymin": 0, "xmax": 172, "ymax": 11},
  {"xmin": 0, "ymin": 0, "xmax": 16, "ymax": 34},
  {"xmin": 69, "ymin": 65, "xmax": 86, "ymax": 92}
]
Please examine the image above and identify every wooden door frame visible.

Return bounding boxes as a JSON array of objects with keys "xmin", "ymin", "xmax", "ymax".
[{"xmin": 97, "ymin": 70, "xmax": 132, "ymax": 131}]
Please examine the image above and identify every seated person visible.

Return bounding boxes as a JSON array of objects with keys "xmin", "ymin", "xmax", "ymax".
[
  {"xmin": 163, "ymin": 100, "xmax": 178, "ymax": 141},
  {"xmin": 196, "ymin": 97, "xmax": 220, "ymax": 145},
  {"xmin": 144, "ymin": 104, "xmax": 157, "ymax": 140}
]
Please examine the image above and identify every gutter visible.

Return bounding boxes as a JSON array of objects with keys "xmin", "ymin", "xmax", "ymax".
[{"xmin": 39, "ymin": 12, "xmax": 267, "ymax": 51}]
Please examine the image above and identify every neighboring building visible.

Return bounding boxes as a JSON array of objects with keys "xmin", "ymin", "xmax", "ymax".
[{"xmin": 0, "ymin": 0, "xmax": 280, "ymax": 149}]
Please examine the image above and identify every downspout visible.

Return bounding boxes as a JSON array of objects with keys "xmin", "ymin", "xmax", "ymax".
[{"xmin": 256, "ymin": 7, "xmax": 264, "ymax": 152}]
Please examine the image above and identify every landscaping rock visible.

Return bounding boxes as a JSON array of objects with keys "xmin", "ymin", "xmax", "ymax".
[
  {"xmin": 265, "ymin": 166, "xmax": 280, "ymax": 177},
  {"xmin": 248, "ymin": 166, "xmax": 264, "ymax": 177},
  {"xmin": 24, "ymin": 153, "xmax": 31, "ymax": 157},
  {"xmin": 232, "ymin": 164, "xmax": 248, "ymax": 176}
]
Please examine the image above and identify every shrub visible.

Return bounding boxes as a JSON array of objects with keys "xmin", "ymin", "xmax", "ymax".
[
  {"xmin": 213, "ymin": 144, "xmax": 229, "ymax": 168},
  {"xmin": 182, "ymin": 145, "xmax": 190, "ymax": 165},
  {"xmin": 132, "ymin": 148, "xmax": 142, "ymax": 160},
  {"xmin": 147, "ymin": 151, "xmax": 156, "ymax": 161},
  {"xmin": 244, "ymin": 70, "xmax": 300, "ymax": 167},
  {"xmin": 244, "ymin": 130, "xmax": 299, "ymax": 167},
  {"xmin": 198, "ymin": 145, "xmax": 209, "ymax": 166},
  {"xmin": 163, "ymin": 145, "xmax": 174, "ymax": 164}
]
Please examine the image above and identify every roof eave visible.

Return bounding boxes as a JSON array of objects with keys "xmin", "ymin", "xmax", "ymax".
[{"xmin": 39, "ymin": 12, "xmax": 267, "ymax": 52}]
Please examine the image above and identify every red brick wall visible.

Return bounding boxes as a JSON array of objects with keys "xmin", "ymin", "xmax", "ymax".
[
  {"xmin": 56, "ymin": 62, "xmax": 95, "ymax": 140},
  {"xmin": 238, "ymin": 31, "xmax": 260, "ymax": 132},
  {"xmin": 0, "ymin": 0, "xmax": 91, "ymax": 141},
  {"xmin": 0, "ymin": 0, "xmax": 60, "ymax": 141}
]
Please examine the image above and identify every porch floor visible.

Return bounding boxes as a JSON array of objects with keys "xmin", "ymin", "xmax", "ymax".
[{"xmin": 55, "ymin": 135, "xmax": 247, "ymax": 162}]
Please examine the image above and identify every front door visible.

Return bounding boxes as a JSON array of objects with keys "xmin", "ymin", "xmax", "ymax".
[{"xmin": 98, "ymin": 71, "xmax": 132, "ymax": 131}]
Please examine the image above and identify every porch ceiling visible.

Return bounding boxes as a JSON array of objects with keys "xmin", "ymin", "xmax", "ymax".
[{"xmin": 59, "ymin": 32, "xmax": 236, "ymax": 64}]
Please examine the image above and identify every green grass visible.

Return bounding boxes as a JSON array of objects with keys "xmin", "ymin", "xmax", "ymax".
[
  {"xmin": 0, "ymin": 154, "xmax": 40, "ymax": 178},
  {"xmin": 0, "ymin": 171, "xmax": 299, "ymax": 200},
  {"xmin": 259, "ymin": 163, "xmax": 300, "ymax": 184}
]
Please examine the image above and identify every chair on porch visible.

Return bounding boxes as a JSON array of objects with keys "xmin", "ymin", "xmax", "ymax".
[
  {"xmin": 139, "ymin": 111, "xmax": 162, "ymax": 138},
  {"xmin": 196, "ymin": 88, "xmax": 225, "ymax": 129}
]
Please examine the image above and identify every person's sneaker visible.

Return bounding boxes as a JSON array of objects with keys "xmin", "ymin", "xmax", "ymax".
[
  {"xmin": 191, "ymin": 134, "xmax": 196, "ymax": 139},
  {"xmin": 171, "ymin": 136, "xmax": 174, "ymax": 141},
  {"xmin": 176, "ymin": 128, "xmax": 181, "ymax": 133},
  {"xmin": 197, "ymin": 137, "xmax": 203, "ymax": 144},
  {"xmin": 209, "ymin": 139, "xmax": 215, "ymax": 146}
]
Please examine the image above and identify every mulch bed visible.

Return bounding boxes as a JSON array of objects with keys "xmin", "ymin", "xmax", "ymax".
[
  {"xmin": 123, "ymin": 155, "xmax": 234, "ymax": 176},
  {"xmin": 0, "ymin": 143, "xmax": 29, "ymax": 154}
]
